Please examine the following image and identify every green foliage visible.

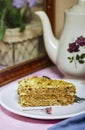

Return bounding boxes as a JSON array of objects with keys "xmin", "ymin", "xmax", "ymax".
[
  {"xmin": 0, "ymin": 0, "xmax": 30, "ymax": 41},
  {"xmin": 68, "ymin": 53, "xmax": 85, "ymax": 66}
]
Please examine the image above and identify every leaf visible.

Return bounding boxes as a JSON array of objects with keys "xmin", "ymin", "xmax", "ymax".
[
  {"xmin": 8, "ymin": 8, "xmax": 20, "ymax": 27},
  {"xmin": 19, "ymin": 23, "xmax": 25, "ymax": 32},
  {"xmin": 0, "ymin": 24, "xmax": 6, "ymax": 41},
  {"xmin": 70, "ymin": 57, "xmax": 74, "ymax": 62},
  {"xmin": 79, "ymin": 60, "xmax": 84, "ymax": 64},
  {"xmin": 20, "ymin": 4, "xmax": 28, "ymax": 21},
  {"xmin": 76, "ymin": 54, "xmax": 80, "ymax": 60},
  {"xmin": 68, "ymin": 57, "xmax": 74, "ymax": 63},
  {"xmin": 80, "ymin": 53, "xmax": 85, "ymax": 59},
  {"xmin": 68, "ymin": 57, "xmax": 71, "ymax": 60},
  {"xmin": 0, "ymin": 9, "xmax": 7, "ymax": 41}
]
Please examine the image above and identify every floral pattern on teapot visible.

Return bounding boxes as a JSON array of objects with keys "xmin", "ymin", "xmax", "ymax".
[{"xmin": 67, "ymin": 36, "xmax": 85, "ymax": 68}]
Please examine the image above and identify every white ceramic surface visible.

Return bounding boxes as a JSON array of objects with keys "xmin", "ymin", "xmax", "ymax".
[
  {"xmin": 35, "ymin": 0, "xmax": 85, "ymax": 79},
  {"xmin": 0, "ymin": 80, "xmax": 85, "ymax": 120}
]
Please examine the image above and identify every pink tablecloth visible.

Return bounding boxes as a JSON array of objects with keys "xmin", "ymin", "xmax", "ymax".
[{"xmin": 0, "ymin": 66, "xmax": 64, "ymax": 130}]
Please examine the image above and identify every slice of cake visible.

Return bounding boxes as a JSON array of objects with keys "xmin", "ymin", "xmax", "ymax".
[{"xmin": 17, "ymin": 76, "xmax": 76, "ymax": 107}]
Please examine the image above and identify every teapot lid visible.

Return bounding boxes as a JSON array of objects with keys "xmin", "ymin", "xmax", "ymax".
[{"xmin": 69, "ymin": 0, "xmax": 85, "ymax": 14}]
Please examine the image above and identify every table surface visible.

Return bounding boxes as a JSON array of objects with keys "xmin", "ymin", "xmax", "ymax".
[{"xmin": 0, "ymin": 66, "xmax": 64, "ymax": 130}]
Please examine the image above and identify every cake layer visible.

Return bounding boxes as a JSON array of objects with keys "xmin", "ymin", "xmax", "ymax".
[{"xmin": 17, "ymin": 76, "xmax": 76, "ymax": 107}]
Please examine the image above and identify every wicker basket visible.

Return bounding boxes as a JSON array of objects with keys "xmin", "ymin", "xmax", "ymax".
[{"xmin": 0, "ymin": 21, "xmax": 42, "ymax": 66}]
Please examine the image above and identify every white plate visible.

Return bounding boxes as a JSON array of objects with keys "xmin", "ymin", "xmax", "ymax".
[{"xmin": 0, "ymin": 80, "xmax": 85, "ymax": 120}]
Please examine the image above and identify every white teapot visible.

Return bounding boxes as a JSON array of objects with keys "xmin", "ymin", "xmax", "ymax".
[{"xmin": 35, "ymin": 0, "xmax": 85, "ymax": 80}]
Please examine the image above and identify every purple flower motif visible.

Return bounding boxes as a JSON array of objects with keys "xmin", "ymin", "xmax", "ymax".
[
  {"xmin": 68, "ymin": 42, "xmax": 79, "ymax": 53},
  {"xmin": 27, "ymin": 0, "xmax": 37, "ymax": 8},
  {"xmin": 67, "ymin": 36, "xmax": 85, "ymax": 66},
  {"xmin": 76, "ymin": 36, "xmax": 85, "ymax": 46},
  {"xmin": 12, "ymin": 0, "xmax": 27, "ymax": 9},
  {"xmin": 12, "ymin": 0, "xmax": 43, "ymax": 9}
]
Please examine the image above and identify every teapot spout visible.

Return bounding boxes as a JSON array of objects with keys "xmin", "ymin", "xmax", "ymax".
[{"xmin": 35, "ymin": 11, "xmax": 59, "ymax": 65}]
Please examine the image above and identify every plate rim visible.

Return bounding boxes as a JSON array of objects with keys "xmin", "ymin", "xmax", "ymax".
[{"xmin": 0, "ymin": 81, "xmax": 85, "ymax": 120}]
